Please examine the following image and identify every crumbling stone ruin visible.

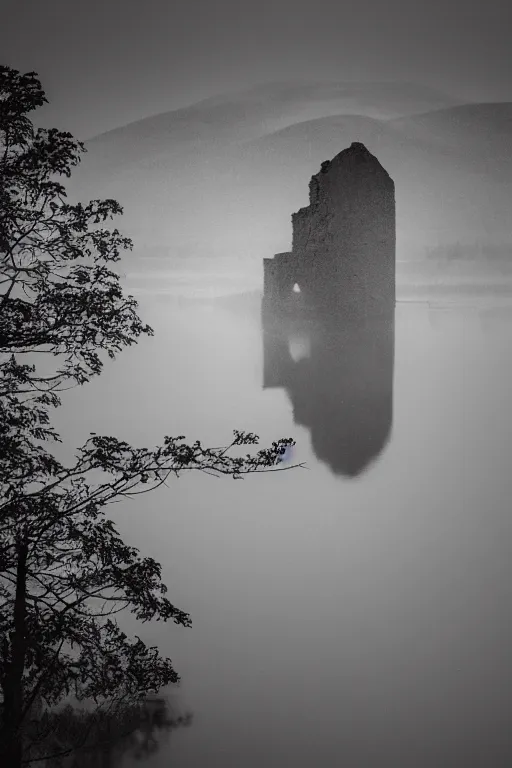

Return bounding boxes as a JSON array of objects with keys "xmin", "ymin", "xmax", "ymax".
[{"xmin": 263, "ymin": 142, "xmax": 396, "ymax": 317}]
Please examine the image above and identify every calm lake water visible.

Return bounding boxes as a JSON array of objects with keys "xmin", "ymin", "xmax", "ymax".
[{"xmin": 52, "ymin": 294, "xmax": 512, "ymax": 766}]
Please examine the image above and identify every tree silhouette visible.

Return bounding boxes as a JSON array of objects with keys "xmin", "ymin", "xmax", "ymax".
[
  {"xmin": 0, "ymin": 66, "xmax": 303, "ymax": 767},
  {"xmin": 20, "ymin": 694, "xmax": 192, "ymax": 767}
]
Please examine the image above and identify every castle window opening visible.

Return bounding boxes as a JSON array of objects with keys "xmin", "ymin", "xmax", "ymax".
[{"xmin": 292, "ymin": 283, "xmax": 301, "ymax": 293}]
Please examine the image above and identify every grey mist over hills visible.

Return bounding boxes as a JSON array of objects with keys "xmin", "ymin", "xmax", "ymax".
[{"xmin": 66, "ymin": 80, "xmax": 512, "ymax": 298}]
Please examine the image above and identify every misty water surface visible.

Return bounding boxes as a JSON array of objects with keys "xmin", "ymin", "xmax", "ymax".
[{"xmin": 51, "ymin": 295, "xmax": 512, "ymax": 767}]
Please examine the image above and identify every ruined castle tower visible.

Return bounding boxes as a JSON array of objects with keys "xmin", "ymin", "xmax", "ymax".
[{"xmin": 263, "ymin": 142, "xmax": 395, "ymax": 317}]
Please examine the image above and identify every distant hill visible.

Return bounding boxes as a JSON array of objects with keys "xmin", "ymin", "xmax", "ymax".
[
  {"xmin": 66, "ymin": 82, "xmax": 512, "ymax": 296},
  {"xmin": 83, "ymin": 80, "xmax": 462, "ymax": 170},
  {"xmin": 389, "ymin": 103, "xmax": 512, "ymax": 166}
]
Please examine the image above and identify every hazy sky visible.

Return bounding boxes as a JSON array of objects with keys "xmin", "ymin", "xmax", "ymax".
[{"xmin": 1, "ymin": 0, "xmax": 511, "ymax": 138}]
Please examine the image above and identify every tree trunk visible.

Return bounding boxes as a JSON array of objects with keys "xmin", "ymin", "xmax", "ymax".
[{"xmin": 0, "ymin": 542, "xmax": 29, "ymax": 768}]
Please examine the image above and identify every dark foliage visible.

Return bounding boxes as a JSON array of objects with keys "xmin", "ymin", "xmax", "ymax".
[{"xmin": 0, "ymin": 66, "xmax": 302, "ymax": 767}]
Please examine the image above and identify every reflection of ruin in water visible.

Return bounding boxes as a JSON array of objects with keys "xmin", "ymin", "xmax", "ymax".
[{"xmin": 261, "ymin": 301, "xmax": 395, "ymax": 477}]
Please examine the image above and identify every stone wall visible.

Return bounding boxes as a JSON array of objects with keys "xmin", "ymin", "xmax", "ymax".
[
  {"xmin": 264, "ymin": 142, "xmax": 396, "ymax": 318},
  {"xmin": 263, "ymin": 251, "xmax": 296, "ymax": 301},
  {"xmin": 293, "ymin": 142, "xmax": 395, "ymax": 315}
]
